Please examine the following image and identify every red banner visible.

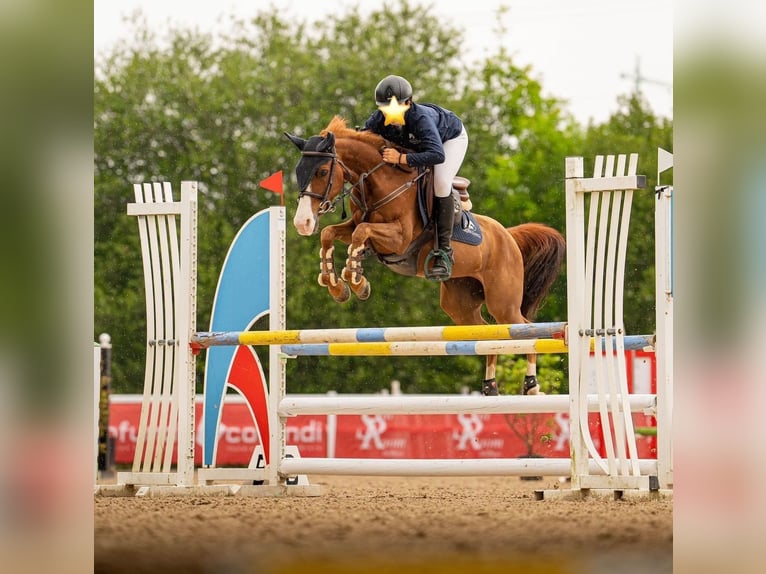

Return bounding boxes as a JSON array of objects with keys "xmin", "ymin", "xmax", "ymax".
[
  {"xmin": 108, "ymin": 403, "xmax": 656, "ymax": 466},
  {"xmin": 108, "ymin": 350, "xmax": 657, "ymax": 466}
]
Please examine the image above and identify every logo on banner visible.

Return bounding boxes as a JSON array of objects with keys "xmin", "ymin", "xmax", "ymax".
[
  {"xmin": 453, "ymin": 413, "xmax": 484, "ymax": 451},
  {"xmin": 553, "ymin": 413, "xmax": 569, "ymax": 452},
  {"xmin": 196, "ymin": 416, "xmax": 261, "ymax": 448},
  {"xmin": 355, "ymin": 414, "xmax": 388, "ymax": 450}
]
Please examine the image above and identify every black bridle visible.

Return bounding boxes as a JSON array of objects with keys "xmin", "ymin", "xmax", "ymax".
[
  {"xmin": 297, "ymin": 150, "xmax": 347, "ymax": 215},
  {"xmin": 299, "ymin": 147, "xmax": 428, "ymax": 221}
]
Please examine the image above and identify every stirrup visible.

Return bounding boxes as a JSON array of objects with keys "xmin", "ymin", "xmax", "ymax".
[{"xmin": 424, "ymin": 248, "xmax": 453, "ymax": 281}]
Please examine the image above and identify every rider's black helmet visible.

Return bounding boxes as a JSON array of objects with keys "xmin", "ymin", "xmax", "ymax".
[{"xmin": 374, "ymin": 75, "xmax": 413, "ymax": 106}]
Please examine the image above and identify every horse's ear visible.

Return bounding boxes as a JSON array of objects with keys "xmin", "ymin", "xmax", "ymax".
[
  {"xmin": 319, "ymin": 131, "xmax": 335, "ymax": 151},
  {"xmin": 284, "ymin": 132, "xmax": 306, "ymax": 151}
]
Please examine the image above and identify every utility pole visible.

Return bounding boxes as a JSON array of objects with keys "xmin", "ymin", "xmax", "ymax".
[{"xmin": 621, "ymin": 56, "xmax": 672, "ymax": 93}]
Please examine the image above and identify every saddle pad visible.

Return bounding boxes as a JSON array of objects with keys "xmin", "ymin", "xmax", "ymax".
[
  {"xmin": 453, "ymin": 211, "xmax": 483, "ymax": 246},
  {"xmin": 416, "ymin": 178, "xmax": 483, "ymax": 246}
]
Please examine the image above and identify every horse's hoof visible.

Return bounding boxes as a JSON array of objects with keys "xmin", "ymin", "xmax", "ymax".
[
  {"xmin": 482, "ymin": 378, "xmax": 498, "ymax": 396},
  {"xmin": 330, "ymin": 282, "xmax": 351, "ymax": 303},
  {"xmin": 353, "ymin": 280, "xmax": 371, "ymax": 301}
]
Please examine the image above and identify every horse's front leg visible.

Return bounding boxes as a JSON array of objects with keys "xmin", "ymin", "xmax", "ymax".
[
  {"xmin": 342, "ymin": 221, "xmax": 411, "ymax": 301},
  {"xmin": 318, "ymin": 221, "xmax": 355, "ymax": 303}
]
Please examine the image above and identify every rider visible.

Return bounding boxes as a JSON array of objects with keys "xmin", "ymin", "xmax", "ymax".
[{"xmin": 361, "ymin": 74, "xmax": 468, "ymax": 281}]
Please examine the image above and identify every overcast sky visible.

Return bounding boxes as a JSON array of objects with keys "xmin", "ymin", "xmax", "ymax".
[{"xmin": 94, "ymin": 0, "xmax": 673, "ymax": 125}]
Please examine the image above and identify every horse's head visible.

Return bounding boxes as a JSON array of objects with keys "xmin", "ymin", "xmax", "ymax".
[
  {"xmin": 287, "ymin": 116, "xmax": 400, "ymax": 235},
  {"xmin": 284, "ymin": 130, "xmax": 347, "ymax": 236}
]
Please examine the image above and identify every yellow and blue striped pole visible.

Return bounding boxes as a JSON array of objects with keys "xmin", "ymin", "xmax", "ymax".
[
  {"xmin": 280, "ymin": 334, "xmax": 653, "ymax": 356},
  {"xmin": 191, "ymin": 321, "xmax": 568, "ymax": 349}
]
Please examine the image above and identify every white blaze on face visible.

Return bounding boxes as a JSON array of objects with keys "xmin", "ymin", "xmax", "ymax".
[{"xmin": 293, "ymin": 194, "xmax": 316, "ymax": 236}]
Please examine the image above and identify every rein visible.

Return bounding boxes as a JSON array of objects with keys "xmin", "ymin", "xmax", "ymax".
[{"xmin": 352, "ymin": 165, "xmax": 428, "ymax": 222}]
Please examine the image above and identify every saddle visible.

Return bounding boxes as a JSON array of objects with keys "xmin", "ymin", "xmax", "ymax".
[{"xmin": 419, "ymin": 174, "xmax": 472, "ymax": 217}]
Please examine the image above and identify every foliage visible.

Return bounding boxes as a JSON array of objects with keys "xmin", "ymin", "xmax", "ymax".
[
  {"xmin": 495, "ymin": 353, "xmax": 569, "ymax": 395},
  {"xmin": 95, "ymin": 1, "xmax": 672, "ymax": 395}
]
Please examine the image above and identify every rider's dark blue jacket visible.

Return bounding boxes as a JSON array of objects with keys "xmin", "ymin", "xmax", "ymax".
[{"xmin": 362, "ymin": 102, "xmax": 463, "ymax": 168}]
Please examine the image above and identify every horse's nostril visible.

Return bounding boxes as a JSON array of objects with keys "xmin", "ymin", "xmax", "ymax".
[{"xmin": 293, "ymin": 216, "xmax": 314, "ymax": 236}]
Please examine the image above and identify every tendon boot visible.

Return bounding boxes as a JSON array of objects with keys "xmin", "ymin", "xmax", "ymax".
[
  {"xmin": 426, "ymin": 195, "xmax": 455, "ymax": 281},
  {"xmin": 523, "ymin": 375, "xmax": 544, "ymax": 395},
  {"xmin": 482, "ymin": 378, "xmax": 499, "ymax": 396}
]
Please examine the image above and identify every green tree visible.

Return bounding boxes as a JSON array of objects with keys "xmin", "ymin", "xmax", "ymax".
[{"xmin": 95, "ymin": 2, "xmax": 671, "ymax": 396}]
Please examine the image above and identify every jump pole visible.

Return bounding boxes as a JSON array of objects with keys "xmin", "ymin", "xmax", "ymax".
[
  {"xmin": 278, "ymin": 393, "xmax": 657, "ymax": 416},
  {"xmin": 191, "ymin": 322, "xmax": 569, "ymax": 348}
]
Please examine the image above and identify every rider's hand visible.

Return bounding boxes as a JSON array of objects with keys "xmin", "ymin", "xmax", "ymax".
[{"xmin": 382, "ymin": 147, "xmax": 406, "ymax": 166}]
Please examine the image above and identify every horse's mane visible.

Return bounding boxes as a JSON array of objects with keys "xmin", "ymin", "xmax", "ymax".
[{"xmin": 320, "ymin": 115, "xmax": 385, "ymax": 150}]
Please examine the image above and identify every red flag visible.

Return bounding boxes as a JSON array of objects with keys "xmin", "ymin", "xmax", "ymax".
[{"xmin": 259, "ymin": 171, "xmax": 283, "ymax": 204}]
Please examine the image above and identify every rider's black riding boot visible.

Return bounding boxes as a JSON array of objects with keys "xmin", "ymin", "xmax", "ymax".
[{"xmin": 429, "ymin": 195, "xmax": 455, "ymax": 281}]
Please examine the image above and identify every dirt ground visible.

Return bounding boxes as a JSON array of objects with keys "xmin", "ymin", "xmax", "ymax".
[{"xmin": 94, "ymin": 474, "xmax": 672, "ymax": 574}]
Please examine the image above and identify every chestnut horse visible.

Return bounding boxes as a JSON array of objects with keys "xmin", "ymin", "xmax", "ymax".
[{"xmin": 285, "ymin": 116, "xmax": 565, "ymax": 395}]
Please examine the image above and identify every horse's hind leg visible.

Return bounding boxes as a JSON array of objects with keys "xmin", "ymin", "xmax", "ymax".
[
  {"xmin": 482, "ymin": 274, "xmax": 543, "ymax": 395},
  {"xmin": 439, "ymin": 279, "xmax": 498, "ymax": 396},
  {"xmin": 523, "ymin": 355, "xmax": 541, "ymax": 395},
  {"xmin": 483, "ymin": 356, "xmax": 500, "ymax": 396}
]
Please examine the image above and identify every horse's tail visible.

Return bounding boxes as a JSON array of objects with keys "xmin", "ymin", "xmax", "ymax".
[{"xmin": 507, "ymin": 223, "xmax": 566, "ymax": 320}]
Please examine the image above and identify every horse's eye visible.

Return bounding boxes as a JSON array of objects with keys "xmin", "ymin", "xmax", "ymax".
[{"xmin": 317, "ymin": 168, "xmax": 329, "ymax": 177}]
